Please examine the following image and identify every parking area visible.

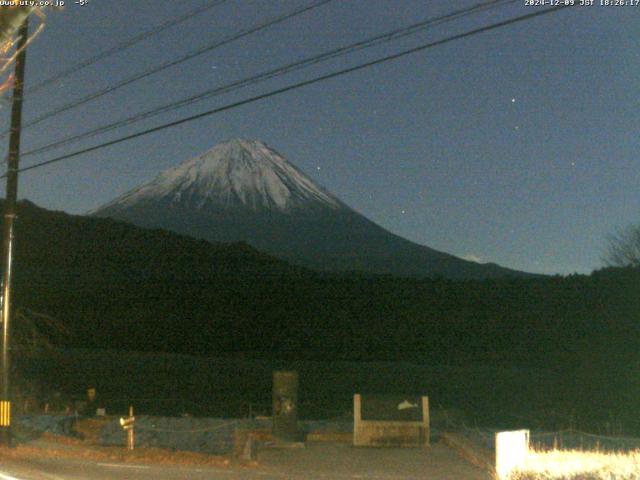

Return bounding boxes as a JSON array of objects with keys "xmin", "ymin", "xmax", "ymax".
[{"xmin": 255, "ymin": 441, "xmax": 492, "ymax": 480}]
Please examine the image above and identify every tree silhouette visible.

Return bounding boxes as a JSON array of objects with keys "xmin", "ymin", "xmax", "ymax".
[
  {"xmin": 13, "ymin": 307, "xmax": 67, "ymax": 350},
  {"xmin": 603, "ymin": 225, "xmax": 640, "ymax": 267}
]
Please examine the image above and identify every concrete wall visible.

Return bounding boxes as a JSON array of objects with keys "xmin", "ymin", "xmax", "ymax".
[{"xmin": 353, "ymin": 394, "xmax": 429, "ymax": 447}]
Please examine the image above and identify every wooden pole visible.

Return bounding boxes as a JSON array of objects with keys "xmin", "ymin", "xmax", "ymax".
[
  {"xmin": 0, "ymin": 16, "xmax": 28, "ymax": 448},
  {"xmin": 127, "ymin": 405, "xmax": 134, "ymax": 450}
]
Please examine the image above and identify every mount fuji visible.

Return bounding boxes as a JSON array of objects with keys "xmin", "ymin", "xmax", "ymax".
[{"xmin": 92, "ymin": 139, "xmax": 527, "ymax": 279}]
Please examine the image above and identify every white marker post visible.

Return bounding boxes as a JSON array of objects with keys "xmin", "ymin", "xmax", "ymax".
[{"xmin": 495, "ymin": 430, "xmax": 529, "ymax": 479}]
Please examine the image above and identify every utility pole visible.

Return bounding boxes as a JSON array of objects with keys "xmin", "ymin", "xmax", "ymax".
[{"xmin": 0, "ymin": 16, "xmax": 29, "ymax": 447}]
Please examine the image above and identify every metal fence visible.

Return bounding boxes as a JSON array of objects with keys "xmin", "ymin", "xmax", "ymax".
[
  {"xmin": 15, "ymin": 412, "xmax": 353, "ymax": 455},
  {"xmin": 456, "ymin": 424, "xmax": 640, "ymax": 454}
]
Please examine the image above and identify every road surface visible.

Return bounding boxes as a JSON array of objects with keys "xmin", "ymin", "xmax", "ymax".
[{"xmin": 0, "ymin": 442, "xmax": 492, "ymax": 479}]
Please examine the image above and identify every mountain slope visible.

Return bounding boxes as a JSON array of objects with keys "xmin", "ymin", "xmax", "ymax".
[
  {"xmin": 5, "ymin": 199, "xmax": 639, "ymax": 386},
  {"xmin": 92, "ymin": 139, "xmax": 529, "ymax": 279}
]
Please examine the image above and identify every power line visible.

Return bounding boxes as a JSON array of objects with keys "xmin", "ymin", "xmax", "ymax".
[
  {"xmin": 8, "ymin": 5, "xmax": 572, "ymax": 178},
  {"xmin": 23, "ymin": 0, "xmax": 517, "ymax": 158},
  {"xmin": 24, "ymin": 0, "xmax": 229, "ymax": 97},
  {"xmin": 0, "ymin": 0, "xmax": 334, "ymax": 139}
]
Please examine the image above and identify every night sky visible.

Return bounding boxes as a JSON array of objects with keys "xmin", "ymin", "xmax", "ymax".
[{"xmin": 0, "ymin": 0, "xmax": 638, "ymax": 275}]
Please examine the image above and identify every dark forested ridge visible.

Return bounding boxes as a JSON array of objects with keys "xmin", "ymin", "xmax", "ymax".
[{"xmin": 4, "ymin": 200, "xmax": 639, "ymax": 371}]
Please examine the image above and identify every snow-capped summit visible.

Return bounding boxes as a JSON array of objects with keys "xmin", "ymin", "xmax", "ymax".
[
  {"xmin": 93, "ymin": 139, "xmax": 529, "ymax": 279},
  {"xmin": 99, "ymin": 139, "xmax": 340, "ymax": 213}
]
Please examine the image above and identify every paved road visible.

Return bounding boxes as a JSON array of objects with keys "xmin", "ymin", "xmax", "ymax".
[{"xmin": 0, "ymin": 443, "xmax": 492, "ymax": 479}]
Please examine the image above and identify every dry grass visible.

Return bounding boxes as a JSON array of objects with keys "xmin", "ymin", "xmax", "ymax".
[
  {"xmin": 74, "ymin": 417, "xmax": 110, "ymax": 445},
  {"xmin": 2, "ymin": 417, "xmax": 233, "ymax": 468},
  {"xmin": 0, "ymin": 442, "xmax": 232, "ymax": 467},
  {"xmin": 510, "ymin": 448, "xmax": 640, "ymax": 479}
]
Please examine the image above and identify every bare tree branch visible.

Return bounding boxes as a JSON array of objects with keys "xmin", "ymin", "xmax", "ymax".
[
  {"xmin": 603, "ymin": 225, "xmax": 640, "ymax": 268},
  {"xmin": 13, "ymin": 307, "xmax": 68, "ymax": 350}
]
